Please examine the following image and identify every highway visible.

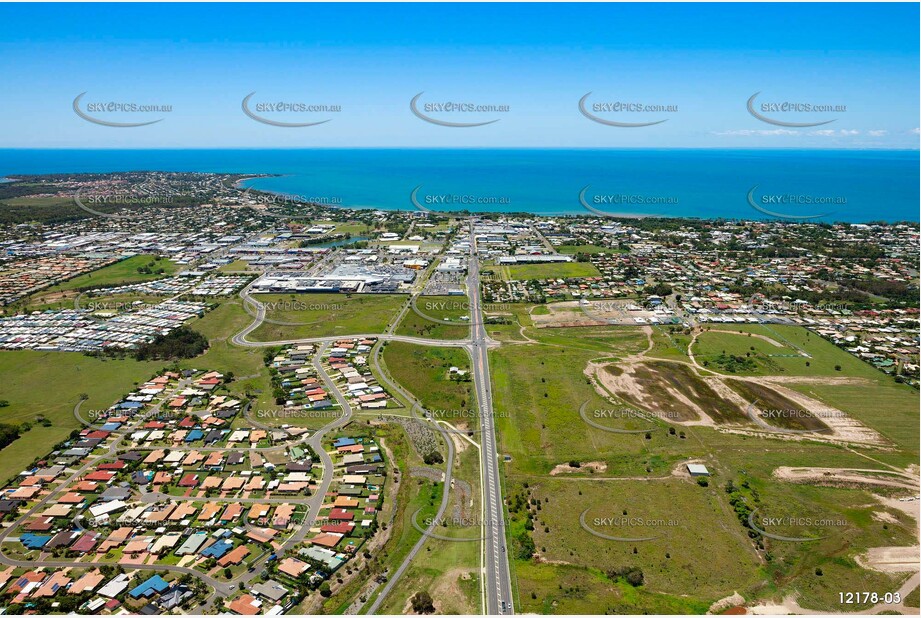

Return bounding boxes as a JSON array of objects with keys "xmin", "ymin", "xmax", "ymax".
[{"xmin": 467, "ymin": 223, "xmax": 515, "ymax": 615}]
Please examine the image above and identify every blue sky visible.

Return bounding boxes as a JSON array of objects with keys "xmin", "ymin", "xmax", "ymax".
[{"xmin": 0, "ymin": 2, "xmax": 917, "ymax": 148}]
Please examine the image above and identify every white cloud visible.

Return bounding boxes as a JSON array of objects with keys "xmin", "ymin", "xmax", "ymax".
[
  {"xmin": 911, "ymin": 127, "xmax": 920, "ymax": 135},
  {"xmin": 712, "ymin": 129, "xmax": 799, "ymax": 136},
  {"xmin": 808, "ymin": 129, "xmax": 860, "ymax": 137},
  {"xmin": 867, "ymin": 130, "xmax": 888, "ymax": 136}
]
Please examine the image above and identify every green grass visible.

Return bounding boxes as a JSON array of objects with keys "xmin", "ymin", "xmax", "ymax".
[
  {"xmin": 248, "ymin": 293, "xmax": 406, "ymax": 341},
  {"xmin": 513, "ymin": 477, "xmax": 762, "ymax": 604},
  {"xmin": 377, "ymin": 445, "xmax": 482, "ymax": 614},
  {"xmin": 723, "ymin": 379, "xmax": 829, "ymax": 431},
  {"xmin": 381, "ymin": 342, "xmax": 475, "ymax": 425},
  {"xmin": 491, "ymin": 326, "xmax": 656, "ymax": 475},
  {"xmin": 693, "ymin": 324, "xmax": 883, "ymax": 379},
  {"xmin": 905, "ymin": 586, "xmax": 920, "ymax": 608},
  {"xmin": 0, "ymin": 350, "xmax": 162, "ymax": 484},
  {"xmin": 394, "ymin": 295, "xmax": 470, "ymax": 340},
  {"xmin": 693, "ymin": 324, "xmax": 918, "ymax": 459},
  {"xmin": 46, "ymin": 254, "xmax": 178, "ymax": 293},
  {"xmin": 490, "ymin": 323, "xmax": 920, "ymax": 614},
  {"xmin": 502, "ymin": 262, "xmax": 601, "ymax": 281}
]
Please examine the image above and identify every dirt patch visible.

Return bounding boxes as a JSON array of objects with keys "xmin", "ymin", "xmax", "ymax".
[
  {"xmin": 550, "ymin": 461, "xmax": 607, "ymax": 475},
  {"xmin": 530, "ymin": 300, "xmax": 603, "ymax": 328},
  {"xmin": 772, "ymin": 467, "xmax": 919, "ymax": 491},
  {"xmin": 709, "ymin": 592, "xmax": 746, "ymax": 615},
  {"xmin": 401, "ymin": 567, "xmax": 478, "ymax": 614},
  {"xmin": 872, "ymin": 511, "xmax": 901, "ymax": 524},
  {"xmin": 856, "ymin": 546, "xmax": 921, "ymax": 573},
  {"xmin": 724, "ymin": 379, "xmax": 829, "ymax": 432},
  {"xmin": 592, "ymin": 359, "xmax": 749, "ymax": 426}
]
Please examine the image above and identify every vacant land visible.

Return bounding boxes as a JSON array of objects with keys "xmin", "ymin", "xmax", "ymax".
[
  {"xmin": 599, "ymin": 360, "xmax": 750, "ymax": 425},
  {"xmin": 693, "ymin": 324, "xmax": 882, "ymax": 378},
  {"xmin": 491, "ymin": 322, "xmax": 919, "ymax": 614},
  {"xmin": 181, "ymin": 299, "xmax": 276, "ymax": 412},
  {"xmin": 377, "ymin": 445, "xmax": 482, "ymax": 614},
  {"xmin": 247, "ymin": 293, "xmax": 406, "ymax": 340},
  {"xmin": 491, "ymin": 326, "xmax": 663, "ymax": 475},
  {"xmin": 382, "ymin": 342, "xmax": 475, "ymax": 426},
  {"xmin": 724, "ymin": 379, "xmax": 829, "ymax": 432},
  {"xmin": 0, "ymin": 350, "xmax": 161, "ymax": 484},
  {"xmin": 501, "ymin": 261, "xmax": 601, "ymax": 281},
  {"xmin": 395, "ymin": 295, "xmax": 470, "ymax": 340},
  {"xmin": 50, "ymin": 254, "xmax": 177, "ymax": 292},
  {"xmin": 510, "ymin": 477, "xmax": 761, "ymax": 612}
]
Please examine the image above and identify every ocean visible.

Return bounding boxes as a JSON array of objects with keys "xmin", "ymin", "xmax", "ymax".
[{"xmin": 0, "ymin": 149, "xmax": 917, "ymax": 223}]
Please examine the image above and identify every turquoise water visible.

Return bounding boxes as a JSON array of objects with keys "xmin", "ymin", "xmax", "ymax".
[{"xmin": 0, "ymin": 149, "xmax": 917, "ymax": 222}]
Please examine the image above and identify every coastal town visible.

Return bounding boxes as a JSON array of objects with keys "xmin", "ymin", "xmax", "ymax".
[{"xmin": 0, "ymin": 171, "xmax": 918, "ymax": 615}]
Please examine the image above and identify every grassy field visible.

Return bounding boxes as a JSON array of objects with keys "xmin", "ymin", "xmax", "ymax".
[
  {"xmin": 510, "ymin": 476, "xmax": 761, "ymax": 611},
  {"xmin": 724, "ymin": 379, "xmax": 829, "ymax": 431},
  {"xmin": 491, "ymin": 326, "xmax": 659, "ymax": 475},
  {"xmin": 377, "ymin": 444, "xmax": 482, "ymax": 614},
  {"xmin": 381, "ymin": 342, "xmax": 475, "ymax": 425},
  {"xmin": 490, "ymin": 323, "xmax": 920, "ymax": 614},
  {"xmin": 501, "ymin": 261, "xmax": 601, "ymax": 281},
  {"xmin": 180, "ymin": 299, "xmax": 276, "ymax": 413},
  {"xmin": 906, "ymin": 586, "xmax": 920, "ymax": 608},
  {"xmin": 693, "ymin": 324, "xmax": 882, "ymax": 379},
  {"xmin": 0, "ymin": 350, "xmax": 162, "ymax": 484},
  {"xmin": 10, "ymin": 292, "xmax": 164, "ymax": 314},
  {"xmin": 247, "ymin": 293, "xmax": 406, "ymax": 341},
  {"xmin": 394, "ymin": 295, "xmax": 470, "ymax": 340},
  {"xmin": 611, "ymin": 360, "xmax": 750, "ymax": 424},
  {"xmin": 48, "ymin": 254, "xmax": 178, "ymax": 292}
]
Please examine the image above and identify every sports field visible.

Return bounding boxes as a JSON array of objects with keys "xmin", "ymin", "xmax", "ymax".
[{"xmin": 500, "ymin": 261, "xmax": 601, "ymax": 281}]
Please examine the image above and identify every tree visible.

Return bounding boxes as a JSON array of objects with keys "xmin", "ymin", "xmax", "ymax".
[{"xmin": 411, "ymin": 591, "xmax": 436, "ymax": 614}]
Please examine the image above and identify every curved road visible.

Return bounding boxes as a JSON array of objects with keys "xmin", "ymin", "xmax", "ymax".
[{"xmin": 363, "ymin": 341, "xmax": 456, "ymax": 614}]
